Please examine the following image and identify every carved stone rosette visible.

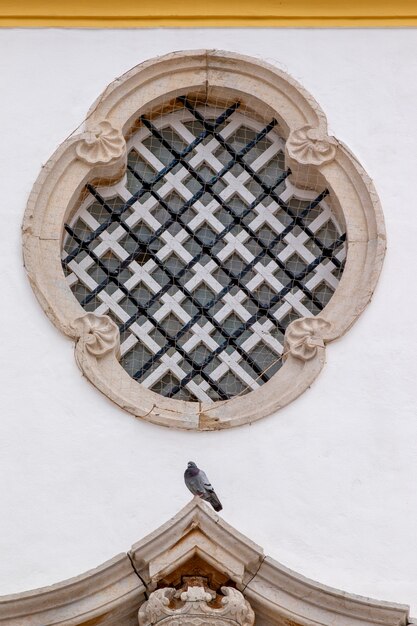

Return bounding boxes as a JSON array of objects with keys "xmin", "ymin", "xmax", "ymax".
[
  {"xmin": 76, "ymin": 120, "xmax": 126, "ymax": 165},
  {"xmin": 138, "ymin": 585, "xmax": 255, "ymax": 626},
  {"xmin": 71, "ymin": 313, "xmax": 120, "ymax": 358},
  {"xmin": 287, "ymin": 125, "xmax": 337, "ymax": 166},
  {"xmin": 284, "ymin": 317, "xmax": 331, "ymax": 361}
]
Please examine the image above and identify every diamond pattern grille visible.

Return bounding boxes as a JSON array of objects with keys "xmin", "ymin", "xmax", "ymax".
[{"xmin": 62, "ymin": 98, "xmax": 346, "ymax": 403}]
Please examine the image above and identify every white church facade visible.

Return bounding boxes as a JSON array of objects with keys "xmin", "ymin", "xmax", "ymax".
[{"xmin": 0, "ymin": 8, "xmax": 416, "ymax": 625}]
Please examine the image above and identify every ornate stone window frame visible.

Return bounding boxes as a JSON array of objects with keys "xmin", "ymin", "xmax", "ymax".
[{"xmin": 23, "ymin": 50, "xmax": 385, "ymax": 430}]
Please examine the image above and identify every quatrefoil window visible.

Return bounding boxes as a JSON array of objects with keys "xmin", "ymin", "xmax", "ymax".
[
  {"xmin": 23, "ymin": 51, "xmax": 385, "ymax": 429},
  {"xmin": 62, "ymin": 100, "xmax": 346, "ymax": 403}
]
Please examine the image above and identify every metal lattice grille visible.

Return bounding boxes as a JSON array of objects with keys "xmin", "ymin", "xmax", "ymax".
[{"xmin": 62, "ymin": 98, "xmax": 346, "ymax": 402}]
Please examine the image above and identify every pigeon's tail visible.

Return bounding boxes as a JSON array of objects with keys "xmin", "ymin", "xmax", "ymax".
[{"xmin": 207, "ymin": 491, "xmax": 223, "ymax": 512}]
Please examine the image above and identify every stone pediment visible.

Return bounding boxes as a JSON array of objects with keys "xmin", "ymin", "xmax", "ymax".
[
  {"xmin": 129, "ymin": 497, "xmax": 264, "ymax": 591},
  {"xmin": 0, "ymin": 499, "xmax": 409, "ymax": 626}
]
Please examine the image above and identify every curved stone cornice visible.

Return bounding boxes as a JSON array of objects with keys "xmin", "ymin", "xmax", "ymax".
[
  {"xmin": 23, "ymin": 50, "xmax": 386, "ymax": 429},
  {"xmin": 0, "ymin": 553, "xmax": 145, "ymax": 626},
  {"xmin": 0, "ymin": 500, "xmax": 409, "ymax": 626}
]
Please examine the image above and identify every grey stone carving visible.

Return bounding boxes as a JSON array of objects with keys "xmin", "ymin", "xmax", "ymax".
[{"xmin": 138, "ymin": 584, "xmax": 255, "ymax": 626}]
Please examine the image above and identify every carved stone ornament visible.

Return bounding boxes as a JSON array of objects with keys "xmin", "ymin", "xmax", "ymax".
[
  {"xmin": 285, "ymin": 317, "xmax": 331, "ymax": 361},
  {"xmin": 71, "ymin": 313, "xmax": 120, "ymax": 358},
  {"xmin": 23, "ymin": 50, "xmax": 386, "ymax": 429},
  {"xmin": 286, "ymin": 125, "xmax": 337, "ymax": 166},
  {"xmin": 138, "ymin": 585, "xmax": 255, "ymax": 626},
  {"xmin": 75, "ymin": 120, "xmax": 126, "ymax": 165}
]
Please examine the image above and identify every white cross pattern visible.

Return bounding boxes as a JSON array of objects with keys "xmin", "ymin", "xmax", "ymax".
[{"xmin": 62, "ymin": 100, "xmax": 346, "ymax": 403}]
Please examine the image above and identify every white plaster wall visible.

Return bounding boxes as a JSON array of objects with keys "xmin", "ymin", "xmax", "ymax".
[{"xmin": 0, "ymin": 27, "xmax": 416, "ymax": 612}]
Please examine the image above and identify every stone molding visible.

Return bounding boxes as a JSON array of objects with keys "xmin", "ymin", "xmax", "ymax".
[
  {"xmin": 23, "ymin": 50, "xmax": 386, "ymax": 430},
  {"xmin": 0, "ymin": 499, "xmax": 409, "ymax": 626},
  {"xmin": 0, "ymin": 553, "xmax": 145, "ymax": 626},
  {"xmin": 2, "ymin": 1, "xmax": 417, "ymax": 27},
  {"xmin": 245, "ymin": 555, "xmax": 409, "ymax": 626}
]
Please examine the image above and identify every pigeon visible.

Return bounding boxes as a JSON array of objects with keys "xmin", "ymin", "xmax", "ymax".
[{"xmin": 184, "ymin": 461, "xmax": 223, "ymax": 512}]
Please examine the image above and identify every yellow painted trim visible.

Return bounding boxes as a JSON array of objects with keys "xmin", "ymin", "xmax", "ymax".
[{"xmin": 1, "ymin": 0, "xmax": 417, "ymax": 27}]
